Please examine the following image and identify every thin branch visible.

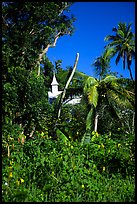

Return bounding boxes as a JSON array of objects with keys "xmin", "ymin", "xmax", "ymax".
[{"xmin": 39, "ymin": 31, "xmax": 61, "ymax": 62}]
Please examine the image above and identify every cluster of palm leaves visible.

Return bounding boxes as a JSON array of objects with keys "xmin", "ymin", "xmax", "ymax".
[
  {"xmin": 104, "ymin": 22, "xmax": 135, "ymax": 80},
  {"xmin": 93, "ymin": 22, "xmax": 135, "ymax": 80},
  {"xmin": 81, "ymin": 22, "xmax": 135, "ymax": 144}
]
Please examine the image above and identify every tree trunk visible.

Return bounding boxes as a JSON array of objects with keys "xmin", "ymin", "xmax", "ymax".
[
  {"xmin": 37, "ymin": 2, "xmax": 72, "ymax": 76},
  {"xmin": 132, "ymin": 111, "xmax": 135, "ymax": 134},
  {"xmin": 57, "ymin": 53, "xmax": 79, "ymax": 119},
  {"xmin": 128, "ymin": 65, "xmax": 133, "ymax": 81},
  {"xmin": 94, "ymin": 112, "xmax": 99, "ymax": 132},
  {"xmin": 37, "ymin": 32, "xmax": 61, "ymax": 76}
]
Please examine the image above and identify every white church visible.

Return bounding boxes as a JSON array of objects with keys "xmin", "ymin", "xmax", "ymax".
[{"xmin": 48, "ymin": 73, "xmax": 82, "ymax": 105}]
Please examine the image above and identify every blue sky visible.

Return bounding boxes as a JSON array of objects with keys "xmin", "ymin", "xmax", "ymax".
[{"xmin": 46, "ymin": 2, "xmax": 135, "ymax": 79}]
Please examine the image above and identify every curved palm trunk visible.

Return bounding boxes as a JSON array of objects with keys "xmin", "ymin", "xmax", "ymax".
[{"xmin": 57, "ymin": 53, "xmax": 79, "ymax": 119}]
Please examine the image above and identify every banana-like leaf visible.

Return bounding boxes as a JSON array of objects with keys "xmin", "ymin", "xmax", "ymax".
[
  {"xmin": 56, "ymin": 128, "xmax": 69, "ymax": 143},
  {"xmin": 87, "ymin": 85, "xmax": 98, "ymax": 107},
  {"xmin": 84, "ymin": 77, "xmax": 98, "ymax": 93},
  {"xmin": 81, "ymin": 108, "xmax": 94, "ymax": 145},
  {"xmin": 102, "ymin": 75, "xmax": 117, "ymax": 83},
  {"xmin": 86, "ymin": 107, "xmax": 94, "ymax": 131},
  {"xmin": 75, "ymin": 70, "xmax": 89, "ymax": 79},
  {"xmin": 81, "ymin": 131, "xmax": 91, "ymax": 145},
  {"xmin": 84, "ymin": 77, "xmax": 99, "ymax": 107}
]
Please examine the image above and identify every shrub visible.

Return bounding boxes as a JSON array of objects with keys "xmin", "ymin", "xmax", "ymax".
[{"xmin": 2, "ymin": 132, "xmax": 135, "ymax": 202}]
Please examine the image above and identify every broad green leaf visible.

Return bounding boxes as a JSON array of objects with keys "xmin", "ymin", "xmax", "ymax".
[
  {"xmin": 84, "ymin": 77, "xmax": 99, "ymax": 107},
  {"xmin": 84, "ymin": 77, "xmax": 98, "ymax": 93},
  {"xmin": 81, "ymin": 131, "xmax": 91, "ymax": 145},
  {"xmin": 86, "ymin": 108, "xmax": 94, "ymax": 131},
  {"xmin": 56, "ymin": 128, "xmax": 69, "ymax": 143},
  {"xmin": 87, "ymin": 85, "xmax": 98, "ymax": 107}
]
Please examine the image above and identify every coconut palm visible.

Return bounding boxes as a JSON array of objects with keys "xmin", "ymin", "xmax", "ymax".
[
  {"xmin": 104, "ymin": 22, "xmax": 135, "ymax": 80},
  {"xmin": 92, "ymin": 48, "xmax": 114, "ymax": 80},
  {"xmin": 81, "ymin": 75, "xmax": 134, "ymax": 145}
]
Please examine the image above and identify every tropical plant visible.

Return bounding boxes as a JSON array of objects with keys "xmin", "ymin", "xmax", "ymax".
[
  {"xmin": 92, "ymin": 48, "xmax": 114, "ymax": 80},
  {"xmin": 81, "ymin": 75, "xmax": 134, "ymax": 144},
  {"xmin": 2, "ymin": 132, "xmax": 135, "ymax": 202},
  {"xmin": 104, "ymin": 22, "xmax": 135, "ymax": 80}
]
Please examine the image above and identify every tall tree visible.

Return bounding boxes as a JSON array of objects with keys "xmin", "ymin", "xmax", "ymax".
[
  {"xmin": 2, "ymin": 2, "xmax": 76, "ymax": 139},
  {"xmin": 104, "ymin": 22, "xmax": 135, "ymax": 80},
  {"xmin": 2, "ymin": 2, "xmax": 75, "ymax": 76}
]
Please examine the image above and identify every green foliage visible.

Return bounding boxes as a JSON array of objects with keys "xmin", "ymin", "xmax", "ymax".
[
  {"xmin": 58, "ymin": 103, "xmax": 88, "ymax": 141},
  {"xmin": 2, "ymin": 132, "xmax": 135, "ymax": 202},
  {"xmin": 2, "ymin": 4, "xmax": 135, "ymax": 202},
  {"xmin": 3, "ymin": 66, "xmax": 54, "ymax": 138},
  {"xmin": 82, "ymin": 75, "xmax": 135, "ymax": 140},
  {"xmin": 56, "ymin": 128, "xmax": 69, "ymax": 143},
  {"xmin": 2, "ymin": 2, "xmax": 75, "ymax": 71},
  {"xmin": 84, "ymin": 77, "xmax": 99, "ymax": 107}
]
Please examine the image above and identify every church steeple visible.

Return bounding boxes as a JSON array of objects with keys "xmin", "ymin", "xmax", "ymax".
[
  {"xmin": 48, "ymin": 72, "xmax": 62, "ymax": 103},
  {"xmin": 51, "ymin": 73, "xmax": 59, "ymax": 94}
]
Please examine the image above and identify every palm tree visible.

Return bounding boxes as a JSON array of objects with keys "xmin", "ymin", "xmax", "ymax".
[
  {"xmin": 92, "ymin": 48, "xmax": 114, "ymax": 80},
  {"xmin": 104, "ymin": 22, "xmax": 135, "ymax": 80},
  {"xmin": 81, "ymin": 75, "xmax": 134, "ymax": 145}
]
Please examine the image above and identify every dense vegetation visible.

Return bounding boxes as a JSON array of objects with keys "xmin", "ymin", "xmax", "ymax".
[{"xmin": 2, "ymin": 2, "xmax": 135, "ymax": 202}]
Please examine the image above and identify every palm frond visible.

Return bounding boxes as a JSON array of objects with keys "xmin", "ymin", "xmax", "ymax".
[
  {"xmin": 85, "ymin": 107, "xmax": 94, "ymax": 131},
  {"xmin": 87, "ymin": 85, "xmax": 99, "ymax": 107},
  {"xmin": 104, "ymin": 35, "xmax": 116, "ymax": 42},
  {"xmin": 106, "ymin": 39, "xmax": 122, "ymax": 47},
  {"xmin": 84, "ymin": 77, "xmax": 98, "ymax": 93},
  {"xmin": 81, "ymin": 131, "xmax": 91, "ymax": 145},
  {"xmin": 116, "ymin": 52, "xmax": 122, "ymax": 65},
  {"xmin": 126, "ymin": 23, "xmax": 132, "ymax": 36},
  {"xmin": 118, "ymin": 22, "xmax": 126, "ymax": 33},
  {"xmin": 117, "ymin": 29, "xmax": 124, "ymax": 38},
  {"xmin": 112, "ymin": 27, "xmax": 117, "ymax": 32},
  {"xmin": 81, "ymin": 107, "xmax": 95, "ymax": 145},
  {"xmin": 56, "ymin": 128, "xmax": 69, "ymax": 143},
  {"xmin": 104, "ymin": 22, "xmax": 135, "ymax": 80},
  {"xmin": 107, "ymin": 83, "xmax": 134, "ymax": 110},
  {"xmin": 102, "ymin": 75, "xmax": 117, "ymax": 83},
  {"xmin": 74, "ymin": 70, "xmax": 89, "ymax": 82},
  {"xmin": 103, "ymin": 47, "xmax": 115, "ymax": 59}
]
